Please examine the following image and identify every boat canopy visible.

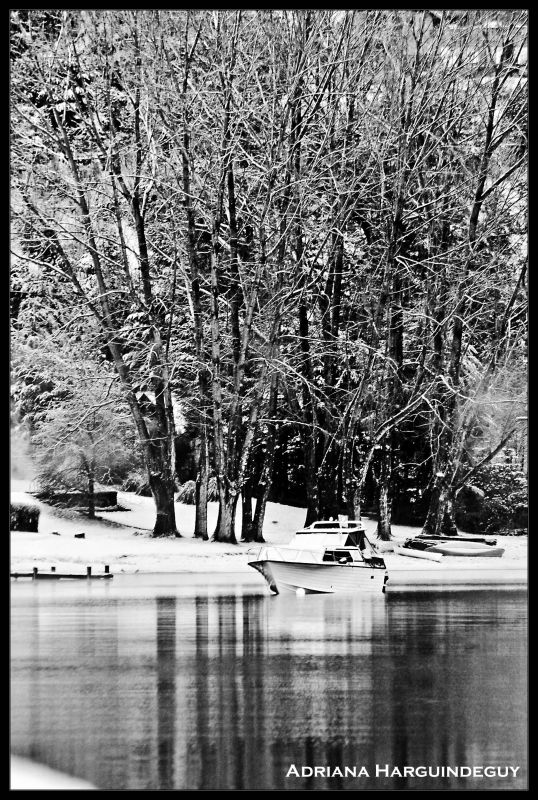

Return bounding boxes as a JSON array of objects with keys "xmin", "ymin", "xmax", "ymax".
[
  {"xmin": 295, "ymin": 520, "xmax": 364, "ymax": 534},
  {"xmin": 289, "ymin": 522, "xmax": 376, "ymax": 553},
  {"xmin": 344, "ymin": 529, "xmax": 368, "ymax": 548}
]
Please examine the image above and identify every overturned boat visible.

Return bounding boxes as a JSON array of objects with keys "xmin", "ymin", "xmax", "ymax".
[
  {"xmin": 248, "ymin": 519, "xmax": 387, "ymax": 595},
  {"xmin": 401, "ymin": 536, "xmax": 505, "ymax": 558}
]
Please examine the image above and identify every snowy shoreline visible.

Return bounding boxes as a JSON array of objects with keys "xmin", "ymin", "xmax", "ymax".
[
  {"xmin": 11, "ymin": 757, "xmax": 97, "ymax": 790},
  {"xmin": 11, "ymin": 479, "xmax": 527, "ymax": 578}
]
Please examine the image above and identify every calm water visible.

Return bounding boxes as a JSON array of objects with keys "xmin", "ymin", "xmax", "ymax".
[{"xmin": 11, "ymin": 576, "xmax": 527, "ymax": 791}]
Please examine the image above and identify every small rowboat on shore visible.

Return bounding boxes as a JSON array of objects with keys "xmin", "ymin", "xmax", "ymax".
[
  {"xmin": 414, "ymin": 533, "xmax": 498, "ymax": 545},
  {"xmin": 402, "ymin": 538, "xmax": 505, "ymax": 558},
  {"xmin": 427, "ymin": 543, "xmax": 505, "ymax": 557},
  {"xmin": 392, "ymin": 545, "xmax": 443, "ymax": 562}
]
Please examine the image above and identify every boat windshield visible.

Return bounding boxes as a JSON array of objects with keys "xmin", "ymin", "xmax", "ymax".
[
  {"xmin": 344, "ymin": 530, "xmax": 380, "ymax": 553},
  {"xmin": 297, "ymin": 521, "xmax": 365, "ymax": 535},
  {"xmin": 345, "ymin": 530, "xmax": 369, "ymax": 548},
  {"xmin": 312, "ymin": 522, "xmax": 341, "ymax": 529},
  {"xmin": 296, "ymin": 529, "xmax": 341, "ymax": 535}
]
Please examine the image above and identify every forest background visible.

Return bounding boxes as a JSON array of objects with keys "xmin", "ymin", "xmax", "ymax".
[{"xmin": 10, "ymin": 9, "xmax": 527, "ymax": 543}]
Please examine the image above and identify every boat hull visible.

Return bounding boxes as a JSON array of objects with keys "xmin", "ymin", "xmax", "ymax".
[
  {"xmin": 415, "ymin": 534, "xmax": 497, "ymax": 545},
  {"xmin": 426, "ymin": 544, "xmax": 505, "ymax": 557},
  {"xmin": 393, "ymin": 545, "xmax": 443, "ymax": 562},
  {"xmin": 249, "ymin": 559, "xmax": 387, "ymax": 595}
]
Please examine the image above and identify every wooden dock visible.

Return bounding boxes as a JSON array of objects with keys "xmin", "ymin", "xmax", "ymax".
[{"xmin": 11, "ymin": 566, "xmax": 113, "ymax": 580}]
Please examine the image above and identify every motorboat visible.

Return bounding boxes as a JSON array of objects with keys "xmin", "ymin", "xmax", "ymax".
[{"xmin": 248, "ymin": 519, "xmax": 387, "ymax": 595}]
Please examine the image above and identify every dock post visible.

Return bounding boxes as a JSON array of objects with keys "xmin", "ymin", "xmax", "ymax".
[
  {"xmin": 32, "ymin": 567, "xmax": 38, "ymax": 580},
  {"xmin": 104, "ymin": 565, "xmax": 109, "ymax": 574},
  {"xmin": 86, "ymin": 566, "xmax": 92, "ymax": 579}
]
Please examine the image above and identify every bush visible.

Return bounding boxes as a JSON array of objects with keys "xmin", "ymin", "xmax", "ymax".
[
  {"xmin": 455, "ymin": 463, "xmax": 527, "ymax": 533},
  {"xmin": 120, "ymin": 471, "xmax": 152, "ymax": 497},
  {"xmin": 175, "ymin": 479, "xmax": 196, "ymax": 503},
  {"xmin": 10, "ymin": 501, "xmax": 40, "ymax": 531},
  {"xmin": 176, "ymin": 477, "xmax": 218, "ymax": 504}
]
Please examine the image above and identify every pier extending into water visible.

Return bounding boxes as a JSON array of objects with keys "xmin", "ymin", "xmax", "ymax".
[{"xmin": 10, "ymin": 566, "xmax": 113, "ymax": 580}]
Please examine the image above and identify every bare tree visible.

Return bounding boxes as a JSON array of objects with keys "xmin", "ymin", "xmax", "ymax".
[{"xmin": 12, "ymin": 10, "xmax": 181, "ymax": 535}]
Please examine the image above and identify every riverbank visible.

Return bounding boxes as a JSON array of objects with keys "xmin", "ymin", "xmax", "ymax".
[{"xmin": 10, "ymin": 479, "xmax": 527, "ymax": 577}]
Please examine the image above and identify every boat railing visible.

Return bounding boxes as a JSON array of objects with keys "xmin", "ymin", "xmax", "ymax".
[
  {"xmin": 247, "ymin": 545, "xmax": 327, "ymax": 564},
  {"xmin": 247, "ymin": 545, "xmax": 367, "ymax": 564}
]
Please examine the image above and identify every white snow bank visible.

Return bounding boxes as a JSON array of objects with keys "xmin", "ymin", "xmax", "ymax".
[{"xmin": 11, "ymin": 756, "xmax": 97, "ymax": 790}]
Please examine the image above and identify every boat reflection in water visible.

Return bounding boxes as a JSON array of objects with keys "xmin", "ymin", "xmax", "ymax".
[{"xmin": 10, "ymin": 580, "xmax": 527, "ymax": 790}]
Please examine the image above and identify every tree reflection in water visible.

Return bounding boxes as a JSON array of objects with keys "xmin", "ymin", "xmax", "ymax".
[
  {"xmin": 10, "ymin": 587, "xmax": 527, "ymax": 791},
  {"xmin": 156, "ymin": 597, "xmax": 176, "ymax": 790}
]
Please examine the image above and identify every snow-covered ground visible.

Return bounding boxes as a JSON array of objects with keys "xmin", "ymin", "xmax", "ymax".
[
  {"xmin": 10, "ymin": 478, "xmax": 527, "ymax": 575},
  {"xmin": 11, "ymin": 756, "xmax": 97, "ymax": 790},
  {"xmin": 10, "ymin": 479, "xmax": 305, "ymax": 574}
]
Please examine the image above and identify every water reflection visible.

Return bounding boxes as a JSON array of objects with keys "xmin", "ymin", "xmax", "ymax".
[
  {"xmin": 156, "ymin": 597, "xmax": 176, "ymax": 790},
  {"xmin": 11, "ymin": 584, "xmax": 527, "ymax": 791}
]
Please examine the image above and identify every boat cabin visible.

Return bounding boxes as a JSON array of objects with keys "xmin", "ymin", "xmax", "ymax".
[
  {"xmin": 293, "ymin": 519, "xmax": 367, "ymax": 548},
  {"xmin": 289, "ymin": 519, "xmax": 384, "ymax": 565}
]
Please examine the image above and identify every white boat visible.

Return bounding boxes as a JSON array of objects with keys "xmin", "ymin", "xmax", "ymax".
[
  {"xmin": 248, "ymin": 519, "xmax": 388, "ymax": 595},
  {"xmin": 392, "ymin": 545, "xmax": 443, "ymax": 562}
]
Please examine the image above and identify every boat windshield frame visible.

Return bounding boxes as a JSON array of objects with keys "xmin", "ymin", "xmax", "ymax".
[{"xmin": 296, "ymin": 521, "xmax": 365, "ymax": 534}]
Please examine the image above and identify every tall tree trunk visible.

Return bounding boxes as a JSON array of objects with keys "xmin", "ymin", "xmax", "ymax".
[
  {"xmin": 250, "ymin": 376, "xmax": 278, "ymax": 542},
  {"xmin": 214, "ymin": 486, "xmax": 239, "ymax": 543},
  {"xmin": 240, "ymin": 480, "xmax": 253, "ymax": 542},
  {"xmin": 251, "ymin": 482, "xmax": 269, "ymax": 544},
  {"xmin": 208, "ymin": 72, "xmax": 233, "ymax": 543},
  {"xmin": 304, "ymin": 434, "xmax": 319, "ymax": 526},
  {"xmin": 105, "ymin": 345, "xmax": 179, "ymax": 538},
  {"xmin": 347, "ymin": 442, "xmax": 377, "ymax": 522},
  {"xmin": 87, "ymin": 470, "xmax": 95, "ymax": 519},
  {"xmin": 442, "ymin": 495, "xmax": 458, "ymax": 536},
  {"xmin": 209, "ymin": 221, "xmax": 228, "ymax": 541},
  {"xmin": 300, "ymin": 288, "xmax": 318, "ymax": 526},
  {"xmin": 150, "ymin": 471, "xmax": 178, "ymax": 537},
  {"xmin": 134, "ymin": 416, "xmax": 178, "ymax": 538},
  {"xmin": 377, "ymin": 483, "xmax": 391, "ymax": 540},
  {"xmin": 422, "ymin": 477, "xmax": 457, "ymax": 537},
  {"xmin": 177, "ymin": 24, "xmax": 210, "ymax": 541},
  {"xmin": 343, "ymin": 433, "xmax": 364, "ymax": 522},
  {"xmin": 194, "ymin": 431, "xmax": 209, "ymax": 540},
  {"xmin": 376, "ymin": 443, "xmax": 392, "ymax": 540},
  {"xmin": 350, "ymin": 485, "xmax": 362, "ymax": 522},
  {"xmin": 288, "ymin": 26, "xmax": 320, "ymax": 529}
]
